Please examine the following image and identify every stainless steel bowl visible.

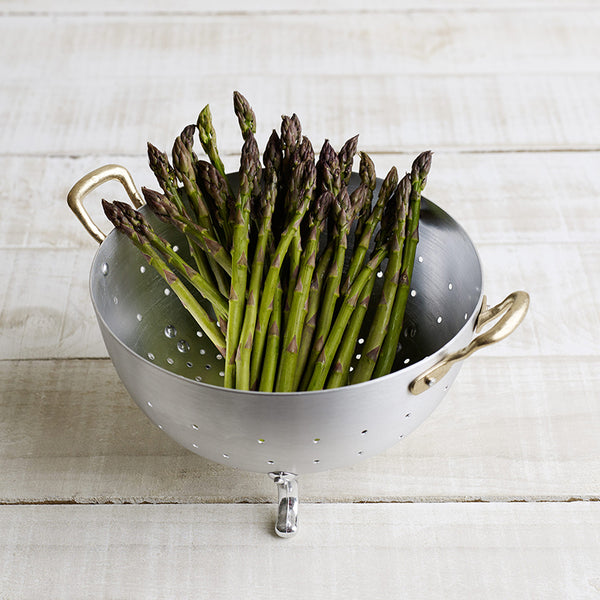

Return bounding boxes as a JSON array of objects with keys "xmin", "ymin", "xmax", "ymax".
[{"xmin": 68, "ymin": 164, "xmax": 529, "ymax": 537}]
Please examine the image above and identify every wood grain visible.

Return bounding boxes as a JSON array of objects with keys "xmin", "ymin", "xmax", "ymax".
[
  {"xmin": 3, "ymin": 1, "xmax": 599, "ymax": 13},
  {"xmin": 1, "ymin": 74, "xmax": 599, "ymax": 156},
  {"xmin": 1, "ymin": 356, "xmax": 598, "ymax": 503},
  {"xmin": 1, "ymin": 503, "xmax": 599, "ymax": 599},
  {"xmin": 0, "ymin": 10, "xmax": 597, "ymax": 157},
  {"xmin": 2, "ymin": 12, "xmax": 599, "ymax": 79}
]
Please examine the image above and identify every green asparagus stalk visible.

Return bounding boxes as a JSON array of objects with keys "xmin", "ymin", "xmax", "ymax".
[
  {"xmin": 195, "ymin": 159, "xmax": 235, "ymax": 249},
  {"xmin": 173, "ymin": 125, "xmax": 230, "ymax": 296},
  {"xmin": 351, "ymin": 151, "xmax": 377, "ymax": 244},
  {"xmin": 374, "ymin": 151, "xmax": 433, "ymax": 378},
  {"xmin": 338, "ymin": 134, "xmax": 359, "ymax": 187},
  {"xmin": 112, "ymin": 200, "xmax": 228, "ymax": 321},
  {"xmin": 306, "ymin": 246, "xmax": 388, "ymax": 391},
  {"xmin": 146, "ymin": 142, "xmax": 219, "ymax": 288},
  {"xmin": 342, "ymin": 166, "xmax": 398, "ymax": 294},
  {"xmin": 351, "ymin": 173, "xmax": 410, "ymax": 383},
  {"xmin": 225, "ymin": 133, "xmax": 261, "ymax": 389},
  {"xmin": 172, "ymin": 125, "xmax": 203, "ymax": 221},
  {"xmin": 140, "ymin": 178, "xmax": 215, "ymax": 292},
  {"xmin": 147, "ymin": 142, "xmax": 189, "ymax": 216},
  {"xmin": 276, "ymin": 191, "xmax": 332, "ymax": 392},
  {"xmin": 142, "ymin": 187, "xmax": 233, "ymax": 276},
  {"xmin": 303, "ymin": 188, "xmax": 352, "ymax": 376},
  {"xmin": 326, "ymin": 275, "xmax": 376, "ymax": 389},
  {"xmin": 280, "ymin": 114, "xmax": 302, "ymax": 165},
  {"xmin": 235, "ymin": 136, "xmax": 280, "ymax": 390},
  {"xmin": 283, "ymin": 137, "xmax": 314, "ymax": 327},
  {"xmin": 233, "ymin": 91, "xmax": 257, "ymax": 141},
  {"xmin": 258, "ymin": 281, "xmax": 283, "ymax": 392},
  {"xmin": 197, "ymin": 104, "xmax": 229, "ymax": 184},
  {"xmin": 317, "ymin": 139, "xmax": 341, "ymax": 198},
  {"xmin": 102, "ymin": 200, "xmax": 226, "ymax": 355},
  {"xmin": 249, "ymin": 160, "xmax": 316, "ymax": 390},
  {"xmin": 295, "ymin": 244, "xmax": 333, "ymax": 390},
  {"xmin": 269, "ymin": 115, "xmax": 301, "ymax": 239}
]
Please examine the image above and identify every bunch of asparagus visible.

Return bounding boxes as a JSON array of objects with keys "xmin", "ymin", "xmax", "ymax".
[{"xmin": 102, "ymin": 92, "xmax": 432, "ymax": 392}]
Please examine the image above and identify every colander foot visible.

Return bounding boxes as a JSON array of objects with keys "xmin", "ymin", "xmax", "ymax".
[{"xmin": 269, "ymin": 472, "xmax": 298, "ymax": 538}]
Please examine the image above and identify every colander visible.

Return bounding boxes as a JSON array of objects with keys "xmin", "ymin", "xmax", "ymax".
[{"xmin": 68, "ymin": 164, "xmax": 529, "ymax": 537}]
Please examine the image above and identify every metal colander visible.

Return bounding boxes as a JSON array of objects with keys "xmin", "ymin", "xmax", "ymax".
[{"xmin": 68, "ymin": 164, "xmax": 529, "ymax": 537}]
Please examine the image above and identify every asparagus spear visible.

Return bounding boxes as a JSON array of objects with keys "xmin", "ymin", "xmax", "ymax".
[
  {"xmin": 102, "ymin": 200, "xmax": 226, "ymax": 355},
  {"xmin": 173, "ymin": 125, "xmax": 230, "ymax": 296},
  {"xmin": 142, "ymin": 187, "xmax": 233, "ymax": 276},
  {"xmin": 326, "ymin": 275, "xmax": 376, "ymax": 389},
  {"xmin": 283, "ymin": 136, "xmax": 315, "ymax": 327},
  {"xmin": 351, "ymin": 151, "xmax": 377, "ymax": 244},
  {"xmin": 235, "ymin": 135, "xmax": 280, "ymax": 390},
  {"xmin": 374, "ymin": 151, "xmax": 433, "ymax": 378},
  {"xmin": 258, "ymin": 281, "xmax": 283, "ymax": 392},
  {"xmin": 280, "ymin": 114, "xmax": 302, "ymax": 166},
  {"xmin": 342, "ymin": 166, "xmax": 398, "ymax": 294},
  {"xmin": 195, "ymin": 159, "xmax": 235, "ymax": 249},
  {"xmin": 225, "ymin": 133, "xmax": 261, "ymax": 389},
  {"xmin": 338, "ymin": 134, "xmax": 359, "ymax": 187},
  {"xmin": 112, "ymin": 200, "xmax": 228, "ymax": 321},
  {"xmin": 249, "ymin": 160, "xmax": 316, "ymax": 390},
  {"xmin": 146, "ymin": 143, "xmax": 219, "ymax": 287},
  {"xmin": 302, "ymin": 187, "xmax": 352, "ymax": 377},
  {"xmin": 172, "ymin": 125, "xmax": 203, "ymax": 221},
  {"xmin": 306, "ymin": 245, "xmax": 388, "ymax": 391},
  {"xmin": 147, "ymin": 143, "xmax": 188, "ymax": 216},
  {"xmin": 351, "ymin": 173, "xmax": 410, "ymax": 383},
  {"xmin": 197, "ymin": 104, "xmax": 229, "ymax": 184},
  {"xmin": 233, "ymin": 91, "xmax": 257, "ymax": 141},
  {"xmin": 276, "ymin": 191, "xmax": 332, "ymax": 392},
  {"xmin": 295, "ymin": 244, "xmax": 333, "ymax": 390},
  {"xmin": 316, "ymin": 139, "xmax": 341, "ymax": 198}
]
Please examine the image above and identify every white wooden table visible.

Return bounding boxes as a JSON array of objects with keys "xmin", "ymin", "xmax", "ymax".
[{"xmin": 1, "ymin": 1, "xmax": 599, "ymax": 598}]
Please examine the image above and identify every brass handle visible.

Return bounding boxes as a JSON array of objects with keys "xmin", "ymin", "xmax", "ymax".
[
  {"xmin": 409, "ymin": 291, "xmax": 530, "ymax": 395},
  {"xmin": 67, "ymin": 164, "xmax": 144, "ymax": 244}
]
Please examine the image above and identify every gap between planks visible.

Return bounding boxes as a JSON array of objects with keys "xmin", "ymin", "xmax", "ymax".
[
  {"xmin": 1, "ymin": 497, "xmax": 599, "ymax": 506},
  {"xmin": 3, "ymin": 7, "xmax": 600, "ymax": 18}
]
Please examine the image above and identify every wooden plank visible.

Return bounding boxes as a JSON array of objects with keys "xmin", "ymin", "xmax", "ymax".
[
  {"xmin": 1, "ymin": 74, "xmax": 599, "ymax": 155},
  {"xmin": 0, "ymin": 248, "xmax": 106, "ymax": 360},
  {"xmin": 2, "ymin": 12, "xmax": 599, "ymax": 81},
  {"xmin": 0, "ymin": 240, "xmax": 596, "ymax": 359},
  {"xmin": 1, "ymin": 356, "xmax": 598, "ymax": 503},
  {"xmin": 3, "ymin": 152, "xmax": 599, "ymax": 250},
  {"xmin": 3, "ymin": 1, "xmax": 598, "ymax": 14},
  {"xmin": 1, "ymin": 503, "xmax": 599, "ymax": 599}
]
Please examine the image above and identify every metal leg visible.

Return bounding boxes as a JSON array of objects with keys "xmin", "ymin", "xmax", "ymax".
[{"xmin": 268, "ymin": 472, "xmax": 299, "ymax": 538}]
